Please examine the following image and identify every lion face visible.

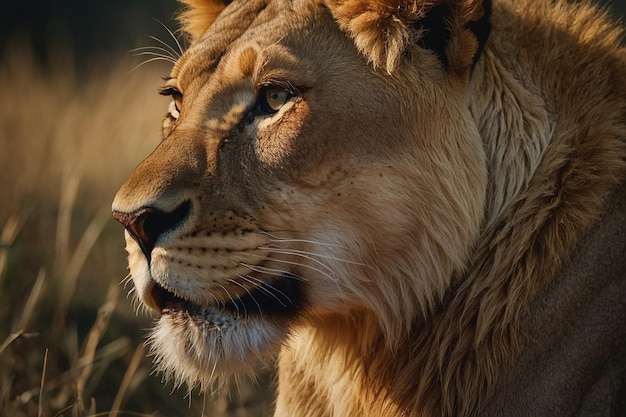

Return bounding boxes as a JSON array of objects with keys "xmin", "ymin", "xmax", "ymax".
[{"xmin": 112, "ymin": 0, "xmax": 487, "ymax": 389}]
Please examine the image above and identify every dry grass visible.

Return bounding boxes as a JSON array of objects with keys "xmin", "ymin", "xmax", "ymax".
[{"xmin": 0, "ymin": 39, "xmax": 273, "ymax": 417}]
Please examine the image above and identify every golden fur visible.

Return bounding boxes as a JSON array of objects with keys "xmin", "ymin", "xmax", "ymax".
[{"xmin": 112, "ymin": 0, "xmax": 626, "ymax": 415}]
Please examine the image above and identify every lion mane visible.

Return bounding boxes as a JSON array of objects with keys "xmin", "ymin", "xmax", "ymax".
[{"xmin": 113, "ymin": 0, "xmax": 626, "ymax": 416}]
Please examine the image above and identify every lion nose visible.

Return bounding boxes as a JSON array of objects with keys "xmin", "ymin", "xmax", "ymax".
[{"xmin": 112, "ymin": 202, "xmax": 190, "ymax": 260}]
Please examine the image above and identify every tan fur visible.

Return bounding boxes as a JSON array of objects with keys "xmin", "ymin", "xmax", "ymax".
[
  {"xmin": 178, "ymin": 0, "xmax": 227, "ymax": 41},
  {"xmin": 113, "ymin": 0, "xmax": 626, "ymax": 415},
  {"xmin": 326, "ymin": 0, "xmax": 488, "ymax": 73}
]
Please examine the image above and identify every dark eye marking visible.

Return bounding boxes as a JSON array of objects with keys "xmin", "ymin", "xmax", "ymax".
[{"xmin": 159, "ymin": 86, "xmax": 182, "ymax": 99}]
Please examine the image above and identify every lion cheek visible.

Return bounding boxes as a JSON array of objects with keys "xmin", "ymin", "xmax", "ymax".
[{"xmin": 254, "ymin": 100, "xmax": 310, "ymax": 169}]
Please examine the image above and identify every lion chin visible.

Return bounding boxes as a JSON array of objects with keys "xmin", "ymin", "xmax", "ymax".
[
  {"xmin": 113, "ymin": 0, "xmax": 626, "ymax": 416},
  {"xmin": 148, "ymin": 306, "xmax": 284, "ymax": 390}
]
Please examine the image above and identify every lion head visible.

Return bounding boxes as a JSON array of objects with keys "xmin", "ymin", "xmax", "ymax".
[{"xmin": 113, "ymin": 0, "xmax": 626, "ymax": 415}]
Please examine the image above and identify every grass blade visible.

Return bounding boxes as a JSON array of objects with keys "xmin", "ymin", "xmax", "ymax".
[
  {"xmin": 109, "ymin": 344, "xmax": 145, "ymax": 417},
  {"xmin": 76, "ymin": 284, "xmax": 119, "ymax": 414},
  {"xmin": 0, "ymin": 215, "xmax": 21, "ymax": 288},
  {"xmin": 13, "ymin": 269, "xmax": 46, "ymax": 333},
  {"xmin": 37, "ymin": 349, "xmax": 48, "ymax": 417}
]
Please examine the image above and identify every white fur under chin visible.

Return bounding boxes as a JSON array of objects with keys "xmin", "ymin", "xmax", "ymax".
[{"xmin": 148, "ymin": 308, "xmax": 286, "ymax": 391}]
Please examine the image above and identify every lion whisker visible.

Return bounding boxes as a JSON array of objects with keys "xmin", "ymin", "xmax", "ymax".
[
  {"xmin": 207, "ymin": 358, "xmax": 218, "ymax": 393},
  {"xmin": 240, "ymin": 261, "xmax": 307, "ymax": 281},
  {"xmin": 120, "ymin": 272, "xmax": 133, "ymax": 289},
  {"xmin": 243, "ymin": 257, "xmax": 349, "ymax": 310},
  {"xmin": 217, "ymin": 283, "xmax": 244, "ymax": 316},
  {"xmin": 227, "ymin": 278, "xmax": 262, "ymax": 315},
  {"xmin": 260, "ymin": 246, "xmax": 368, "ymax": 268},
  {"xmin": 152, "ymin": 18, "xmax": 185, "ymax": 57},
  {"xmin": 260, "ymin": 231, "xmax": 347, "ymax": 249},
  {"xmin": 246, "ymin": 254, "xmax": 344, "ymax": 292},
  {"xmin": 131, "ymin": 46, "xmax": 179, "ymax": 62},
  {"xmin": 147, "ymin": 35, "xmax": 182, "ymax": 61},
  {"xmin": 122, "ymin": 278, "xmax": 132, "ymax": 290},
  {"xmin": 130, "ymin": 293, "xmax": 140, "ymax": 314},
  {"xmin": 249, "ymin": 255, "xmax": 333, "ymax": 281},
  {"xmin": 259, "ymin": 247, "xmax": 368, "ymax": 274},
  {"xmin": 207, "ymin": 291, "xmax": 222, "ymax": 308},
  {"xmin": 243, "ymin": 259, "xmax": 336, "ymax": 308},
  {"xmin": 256, "ymin": 248, "xmax": 336, "ymax": 276},
  {"xmin": 239, "ymin": 274, "xmax": 290, "ymax": 307},
  {"xmin": 130, "ymin": 56, "xmax": 177, "ymax": 72},
  {"xmin": 132, "ymin": 51, "xmax": 178, "ymax": 63}
]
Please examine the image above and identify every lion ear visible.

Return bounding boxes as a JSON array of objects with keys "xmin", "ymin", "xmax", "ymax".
[
  {"xmin": 325, "ymin": 0, "xmax": 491, "ymax": 75},
  {"xmin": 178, "ymin": 0, "xmax": 231, "ymax": 42}
]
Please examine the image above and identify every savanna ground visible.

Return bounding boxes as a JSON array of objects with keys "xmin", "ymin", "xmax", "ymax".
[{"xmin": 0, "ymin": 31, "xmax": 273, "ymax": 417}]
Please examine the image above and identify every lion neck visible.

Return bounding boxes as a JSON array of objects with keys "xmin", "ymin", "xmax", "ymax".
[
  {"xmin": 277, "ymin": 43, "xmax": 562, "ymax": 417},
  {"xmin": 469, "ymin": 48, "xmax": 554, "ymax": 228}
]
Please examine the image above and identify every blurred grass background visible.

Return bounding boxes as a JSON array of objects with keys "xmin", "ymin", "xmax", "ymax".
[
  {"xmin": 0, "ymin": 1, "xmax": 273, "ymax": 416},
  {"xmin": 0, "ymin": 0, "xmax": 623, "ymax": 416}
]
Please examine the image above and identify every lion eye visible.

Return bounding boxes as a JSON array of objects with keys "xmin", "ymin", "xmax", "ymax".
[
  {"xmin": 159, "ymin": 85, "xmax": 182, "ymax": 120},
  {"xmin": 259, "ymin": 86, "xmax": 293, "ymax": 114}
]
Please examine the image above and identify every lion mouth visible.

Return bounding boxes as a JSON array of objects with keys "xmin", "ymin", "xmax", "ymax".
[{"xmin": 149, "ymin": 274, "xmax": 303, "ymax": 318}]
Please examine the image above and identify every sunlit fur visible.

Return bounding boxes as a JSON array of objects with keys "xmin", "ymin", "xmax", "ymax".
[
  {"xmin": 113, "ymin": 0, "xmax": 626, "ymax": 415},
  {"xmin": 325, "ymin": 0, "xmax": 489, "ymax": 73}
]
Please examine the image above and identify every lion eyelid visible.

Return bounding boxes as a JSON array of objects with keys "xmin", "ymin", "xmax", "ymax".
[
  {"xmin": 159, "ymin": 86, "xmax": 183, "ymax": 99},
  {"xmin": 258, "ymin": 79, "xmax": 300, "ymax": 96}
]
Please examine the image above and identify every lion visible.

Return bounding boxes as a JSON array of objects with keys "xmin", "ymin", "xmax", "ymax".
[{"xmin": 112, "ymin": 0, "xmax": 626, "ymax": 415}]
